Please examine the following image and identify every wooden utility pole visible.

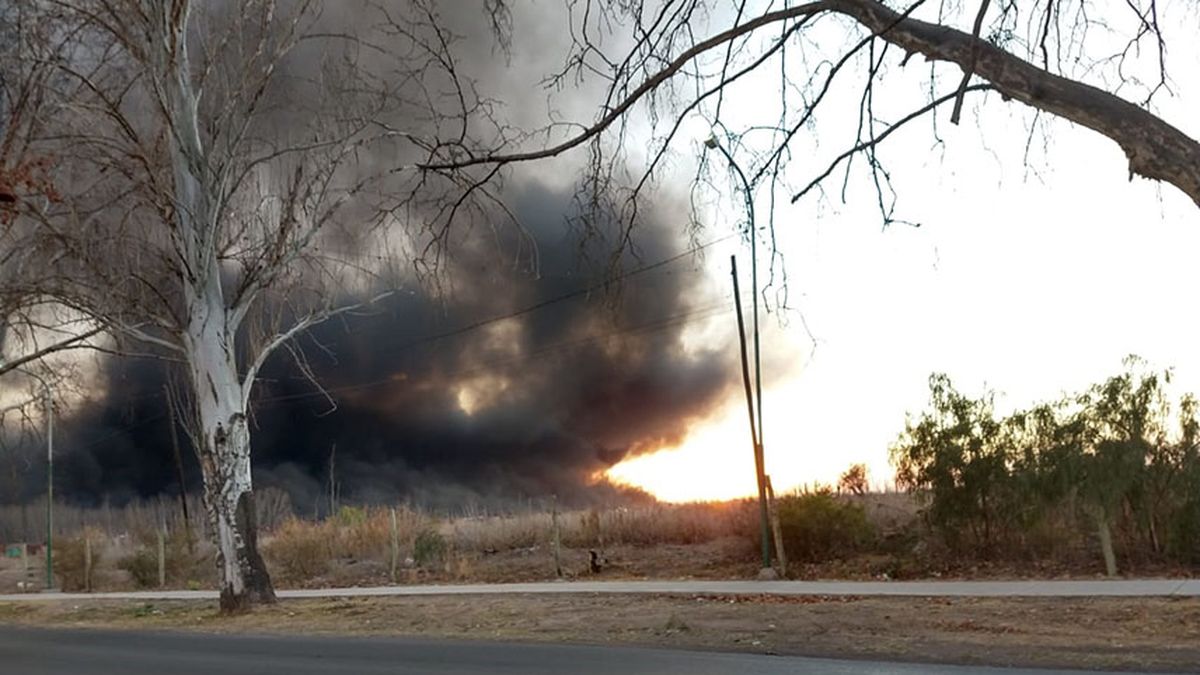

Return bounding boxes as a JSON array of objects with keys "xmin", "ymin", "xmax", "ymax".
[
  {"xmin": 731, "ymin": 256, "xmax": 771, "ymax": 569},
  {"xmin": 328, "ymin": 444, "xmax": 338, "ymax": 517},
  {"xmin": 44, "ymin": 389, "xmax": 54, "ymax": 590},
  {"xmin": 157, "ymin": 523, "xmax": 166, "ymax": 588},
  {"xmin": 765, "ymin": 476, "xmax": 787, "ymax": 577},
  {"xmin": 163, "ymin": 384, "xmax": 192, "ymax": 549}
]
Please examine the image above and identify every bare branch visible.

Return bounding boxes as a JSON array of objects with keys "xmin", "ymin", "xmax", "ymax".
[{"xmin": 240, "ymin": 291, "xmax": 393, "ymax": 409}]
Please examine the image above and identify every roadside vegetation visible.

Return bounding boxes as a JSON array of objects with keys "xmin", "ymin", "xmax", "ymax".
[
  {"xmin": 893, "ymin": 356, "xmax": 1200, "ymax": 575},
  {"xmin": 2, "ymin": 357, "xmax": 1197, "ymax": 593}
]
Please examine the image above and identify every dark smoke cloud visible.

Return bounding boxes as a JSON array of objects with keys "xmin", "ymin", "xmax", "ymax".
[
  {"xmin": 1, "ymin": 2, "xmax": 737, "ymax": 512},
  {"xmin": 28, "ymin": 179, "xmax": 734, "ymax": 512}
]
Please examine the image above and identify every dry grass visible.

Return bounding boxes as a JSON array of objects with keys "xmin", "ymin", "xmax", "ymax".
[
  {"xmin": 262, "ymin": 506, "xmax": 442, "ymax": 585},
  {"xmin": 446, "ymin": 501, "xmax": 760, "ymax": 553},
  {"xmin": 24, "ymin": 492, "xmax": 1167, "ymax": 593},
  {"xmin": 262, "ymin": 519, "xmax": 331, "ymax": 583},
  {"xmin": 4, "ymin": 491, "xmax": 1193, "ymax": 593},
  {"xmin": 255, "ymin": 502, "xmax": 763, "ymax": 588}
]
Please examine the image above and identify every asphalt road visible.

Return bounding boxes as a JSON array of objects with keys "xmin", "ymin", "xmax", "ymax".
[
  {"xmin": 0, "ymin": 627, "xmax": 1157, "ymax": 675},
  {"xmin": 2, "ymin": 578, "xmax": 1198, "ymax": 603}
]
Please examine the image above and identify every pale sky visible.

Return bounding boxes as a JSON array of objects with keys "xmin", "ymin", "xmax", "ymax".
[{"xmin": 603, "ymin": 1, "xmax": 1200, "ymax": 500}]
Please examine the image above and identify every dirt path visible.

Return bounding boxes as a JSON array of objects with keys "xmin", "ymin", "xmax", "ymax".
[{"xmin": 2, "ymin": 594, "xmax": 1197, "ymax": 672}]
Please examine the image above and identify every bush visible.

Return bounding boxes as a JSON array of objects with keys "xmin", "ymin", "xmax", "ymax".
[
  {"xmin": 116, "ymin": 528, "xmax": 198, "ymax": 589},
  {"xmin": 332, "ymin": 508, "xmax": 390, "ymax": 560},
  {"xmin": 118, "ymin": 547, "xmax": 160, "ymax": 588},
  {"xmin": 264, "ymin": 518, "xmax": 332, "ymax": 582},
  {"xmin": 54, "ymin": 527, "xmax": 105, "ymax": 591},
  {"xmin": 776, "ymin": 488, "xmax": 874, "ymax": 563},
  {"xmin": 412, "ymin": 528, "xmax": 447, "ymax": 568},
  {"xmin": 333, "ymin": 505, "xmax": 367, "ymax": 527}
]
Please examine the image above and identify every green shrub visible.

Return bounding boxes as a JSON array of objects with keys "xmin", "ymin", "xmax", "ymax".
[
  {"xmin": 412, "ymin": 528, "xmax": 447, "ymax": 568},
  {"xmin": 333, "ymin": 505, "xmax": 368, "ymax": 527},
  {"xmin": 118, "ymin": 547, "xmax": 160, "ymax": 588},
  {"xmin": 776, "ymin": 488, "xmax": 874, "ymax": 562}
]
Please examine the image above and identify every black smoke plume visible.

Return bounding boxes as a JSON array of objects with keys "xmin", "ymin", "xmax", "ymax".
[{"xmin": 29, "ymin": 180, "xmax": 734, "ymax": 512}]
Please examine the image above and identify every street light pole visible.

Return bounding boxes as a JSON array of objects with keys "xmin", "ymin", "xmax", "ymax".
[
  {"xmin": 707, "ymin": 136, "xmax": 771, "ymax": 571},
  {"xmin": 44, "ymin": 387, "xmax": 54, "ymax": 590}
]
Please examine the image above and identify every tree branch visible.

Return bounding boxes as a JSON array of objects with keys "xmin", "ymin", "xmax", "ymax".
[
  {"xmin": 0, "ymin": 324, "xmax": 106, "ymax": 378},
  {"xmin": 793, "ymin": 84, "xmax": 993, "ymax": 204},
  {"xmin": 240, "ymin": 291, "xmax": 393, "ymax": 409},
  {"xmin": 417, "ymin": 1, "xmax": 832, "ymax": 171},
  {"xmin": 829, "ymin": 0, "xmax": 1200, "ymax": 206}
]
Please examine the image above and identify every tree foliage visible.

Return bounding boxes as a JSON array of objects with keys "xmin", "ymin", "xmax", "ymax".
[
  {"xmin": 892, "ymin": 358, "xmax": 1200, "ymax": 570},
  {"xmin": 837, "ymin": 462, "xmax": 869, "ymax": 495}
]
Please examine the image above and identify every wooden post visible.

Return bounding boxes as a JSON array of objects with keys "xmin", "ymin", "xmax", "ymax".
[
  {"xmin": 551, "ymin": 496, "xmax": 563, "ymax": 578},
  {"xmin": 157, "ymin": 526, "xmax": 166, "ymax": 588},
  {"xmin": 45, "ymin": 390, "xmax": 54, "ymax": 590},
  {"xmin": 327, "ymin": 444, "xmax": 339, "ymax": 518},
  {"xmin": 84, "ymin": 535, "xmax": 93, "ymax": 593},
  {"xmin": 731, "ymin": 256, "xmax": 771, "ymax": 570},
  {"xmin": 765, "ymin": 476, "xmax": 788, "ymax": 578},
  {"xmin": 164, "ymin": 384, "xmax": 194, "ymax": 553},
  {"xmin": 389, "ymin": 507, "xmax": 399, "ymax": 584}
]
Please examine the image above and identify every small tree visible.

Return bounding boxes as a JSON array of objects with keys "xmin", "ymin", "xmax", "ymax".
[
  {"xmin": 837, "ymin": 463, "xmax": 869, "ymax": 496},
  {"xmin": 891, "ymin": 373, "xmax": 1016, "ymax": 553},
  {"xmin": 1074, "ymin": 357, "xmax": 1174, "ymax": 574},
  {"xmin": 894, "ymin": 359, "xmax": 1200, "ymax": 573}
]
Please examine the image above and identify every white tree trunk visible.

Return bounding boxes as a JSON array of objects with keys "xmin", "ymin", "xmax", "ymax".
[{"xmin": 184, "ymin": 273, "xmax": 275, "ymax": 612}]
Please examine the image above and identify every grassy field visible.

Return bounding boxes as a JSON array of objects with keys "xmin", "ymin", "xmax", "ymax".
[
  {"xmin": 2, "ymin": 499, "xmax": 774, "ymax": 592},
  {"xmin": 2, "ymin": 490, "xmax": 1188, "ymax": 595}
]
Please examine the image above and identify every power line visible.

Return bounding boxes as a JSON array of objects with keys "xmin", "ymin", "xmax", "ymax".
[
  {"xmin": 258, "ymin": 298, "xmax": 740, "ymax": 406},
  {"xmin": 367, "ymin": 232, "xmax": 736, "ymax": 355},
  {"xmin": 66, "ymin": 232, "xmax": 742, "ymax": 451},
  {"xmin": 68, "ymin": 295, "xmax": 743, "ymax": 453}
]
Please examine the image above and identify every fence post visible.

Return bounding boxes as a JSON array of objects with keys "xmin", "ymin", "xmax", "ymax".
[
  {"xmin": 552, "ymin": 496, "xmax": 562, "ymax": 578},
  {"xmin": 84, "ymin": 535, "xmax": 93, "ymax": 593},
  {"xmin": 157, "ymin": 526, "xmax": 166, "ymax": 589},
  {"xmin": 389, "ymin": 507, "xmax": 399, "ymax": 584}
]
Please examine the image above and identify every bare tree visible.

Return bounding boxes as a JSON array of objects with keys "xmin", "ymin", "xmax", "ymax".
[
  {"xmin": 414, "ymin": 0, "xmax": 1200, "ymax": 251},
  {"xmin": 0, "ymin": 1, "xmax": 105, "ymax": 380},
  {"xmin": 9, "ymin": 0, "xmax": 503, "ymax": 611}
]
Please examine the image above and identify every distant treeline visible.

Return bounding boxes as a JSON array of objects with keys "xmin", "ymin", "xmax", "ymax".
[{"xmin": 892, "ymin": 356, "xmax": 1200, "ymax": 573}]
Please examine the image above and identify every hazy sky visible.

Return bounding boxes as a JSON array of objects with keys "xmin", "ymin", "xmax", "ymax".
[{"xmin": 603, "ymin": 0, "xmax": 1200, "ymax": 500}]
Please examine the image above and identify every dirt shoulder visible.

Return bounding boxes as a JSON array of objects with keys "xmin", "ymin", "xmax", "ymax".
[{"xmin": 2, "ymin": 593, "xmax": 1198, "ymax": 672}]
